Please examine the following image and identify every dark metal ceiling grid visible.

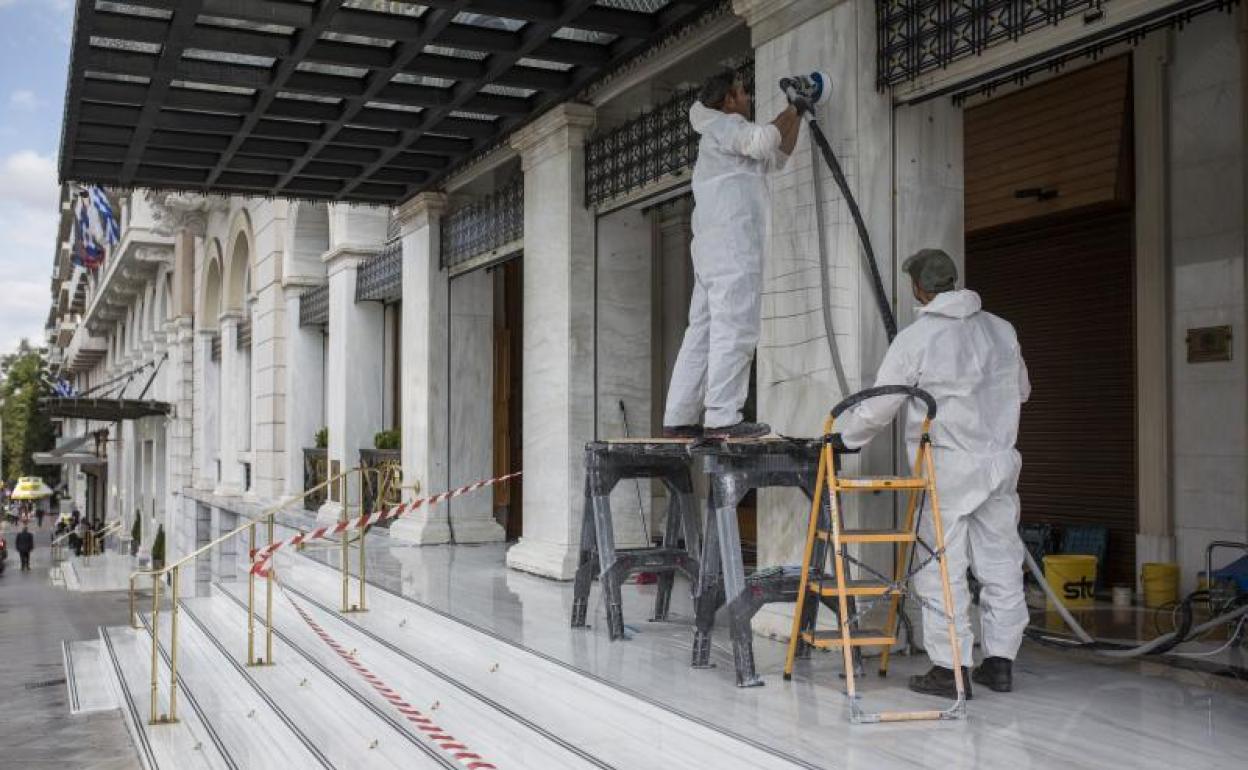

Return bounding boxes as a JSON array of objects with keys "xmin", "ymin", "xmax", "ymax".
[{"xmin": 60, "ymin": 0, "xmax": 714, "ymax": 204}]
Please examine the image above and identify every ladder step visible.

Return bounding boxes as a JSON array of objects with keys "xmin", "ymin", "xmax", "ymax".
[
  {"xmin": 801, "ymin": 629, "xmax": 895, "ymax": 648},
  {"xmin": 818, "ymin": 528, "xmax": 915, "ymax": 543},
  {"xmin": 807, "ymin": 578, "xmax": 892, "ymax": 597},
  {"xmin": 835, "ymin": 476, "xmax": 928, "ymax": 490}
]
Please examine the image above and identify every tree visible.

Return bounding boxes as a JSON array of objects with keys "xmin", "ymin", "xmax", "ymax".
[{"xmin": 0, "ymin": 340, "xmax": 56, "ymax": 481}]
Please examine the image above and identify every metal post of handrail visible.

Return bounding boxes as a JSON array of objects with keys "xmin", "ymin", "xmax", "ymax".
[
  {"xmin": 149, "ymin": 572, "xmax": 160, "ymax": 724},
  {"xmin": 246, "ymin": 521, "xmax": 257, "ymax": 665},
  {"xmin": 264, "ymin": 512, "xmax": 274, "ymax": 664},
  {"xmin": 129, "ymin": 574, "xmax": 138, "ymax": 628},
  {"xmin": 357, "ymin": 467, "xmax": 368, "ymax": 613},
  {"xmin": 168, "ymin": 565, "xmax": 181, "ymax": 723},
  {"xmin": 340, "ymin": 469, "xmax": 350, "ymax": 612}
]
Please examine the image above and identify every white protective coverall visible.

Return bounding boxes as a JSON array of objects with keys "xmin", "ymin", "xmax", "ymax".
[
  {"xmin": 837, "ymin": 289, "xmax": 1031, "ymax": 668},
  {"xmin": 663, "ymin": 102, "xmax": 789, "ymax": 429}
]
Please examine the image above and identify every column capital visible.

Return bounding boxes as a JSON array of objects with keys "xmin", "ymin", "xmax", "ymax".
[
  {"xmin": 510, "ymin": 102, "xmax": 596, "ymax": 168},
  {"xmin": 396, "ymin": 192, "xmax": 448, "ymax": 236},
  {"xmin": 322, "ymin": 245, "xmax": 380, "ymax": 275},
  {"xmin": 732, "ymin": 0, "xmax": 844, "ymax": 46}
]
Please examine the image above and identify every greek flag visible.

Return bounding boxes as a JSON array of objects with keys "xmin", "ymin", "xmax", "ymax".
[
  {"xmin": 52, "ymin": 378, "xmax": 77, "ymax": 398},
  {"xmin": 88, "ymin": 185, "xmax": 121, "ymax": 246},
  {"xmin": 73, "ymin": 196, "xmax": 104, "ymax": 269}
]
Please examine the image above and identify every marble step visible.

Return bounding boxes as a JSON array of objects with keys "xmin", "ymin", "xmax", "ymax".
[
  {"xmin": 62, "ymin": 639, "xmax": 119, "ymax": 714},
  {"xmin": 231, "ymin": 551, "xmax": 815, "ymax": 769},
  {"xmin": 215, "ymin": 583, "xmax": 598, "ymax": 769},
  {"xmin": 98, "ymin": 623, "xmax": 228, "ymax": 770},
  {"xmin": 135, "ymin": 606, "xmax": 353, "ymax": 770},
  {"xmin": 182, "ymin": 591, "xmax": 458, "ymax": 769}
]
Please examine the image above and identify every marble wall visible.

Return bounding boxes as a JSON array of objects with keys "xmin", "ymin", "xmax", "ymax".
[
  {"xmin": 596, "ymin": 206, "xmax": 653, "ymax": 549},
  {"xmin": 282, "ymin": 287, "xmax": 325, "ymax": 497},
  {"xmin": 1168, "ymin": 15, "xmax": 1248, "ymax": 591},
  {"xmin": 248, "ymin": 202, "xmax": 289, "ymax": 499}
]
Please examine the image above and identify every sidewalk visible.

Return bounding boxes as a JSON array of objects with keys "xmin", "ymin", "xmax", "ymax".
[{"xmin": 0, "ymin": 523, "xmax": 137, "ymax": 769}]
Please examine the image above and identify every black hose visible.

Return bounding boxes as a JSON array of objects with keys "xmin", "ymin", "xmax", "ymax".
[{"xmin": 805, "ymin": 116, "xmax": 898, "ymax": 342}]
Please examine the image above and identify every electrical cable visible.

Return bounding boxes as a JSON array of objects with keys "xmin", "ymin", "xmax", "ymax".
[{"xmin": 809, "ymin": 131, "xmax": 851, "ymax": 397}]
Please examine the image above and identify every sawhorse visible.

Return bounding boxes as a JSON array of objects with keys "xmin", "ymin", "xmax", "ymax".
[{"xmin": 571, "ymin": 440, "xmax": 702, "ymax": 639}]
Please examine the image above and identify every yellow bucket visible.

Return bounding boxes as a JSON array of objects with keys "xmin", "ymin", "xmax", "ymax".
[
  {"xmin": 1044, "ymin": 554, "xmax": 1098, "ymax": 610},
  {"xmin": 1141, "ymin": 562, "xmax": 1180, "ymax": 608}
]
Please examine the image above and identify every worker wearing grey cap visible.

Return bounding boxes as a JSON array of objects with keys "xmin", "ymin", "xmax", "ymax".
[{"xmin": 837, "ymin": 248, "xmax": 1031, "ymax": 699}]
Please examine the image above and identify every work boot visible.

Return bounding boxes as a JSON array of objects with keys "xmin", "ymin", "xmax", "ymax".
[
  {"xmin": 662, "ymin": 424, "xmax": 703, "ymax": 439},
  {"xmin": 908, "ymin": 665, "xmax": 972, "ymax": 700},
  {"xmin": 703, "ymin": 421, "xmax": 770, "ymax": 440},
  {"xmin": 972, "ymin": 656, "xmax": 1013, "ymax": 693}
]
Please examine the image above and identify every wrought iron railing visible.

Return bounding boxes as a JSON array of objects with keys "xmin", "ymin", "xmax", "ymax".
[
  {"xmin": 236, "ymin": 316, "xmax": 251, "ymax": 350},
  {"xmin": 585, "ymin": 59, "xmax": 752, "ymax": 208},
  {"xmin": 299, "ymin": 284, "xmax": 329, "ymax": 327},
  {"xmin": 876, "ymin": 0, "xmax": 1100, "ymax": 89},
  {"xmin": 355, "ymin": 238, "xmax": 402, "ymax": 303},
  {"xmin": 303, "ymin": 447, "xmax": 328, "ymax": 512},
  {"xmin": 210, "ymin": 333, "xmax": 221, "ymax": 362},
  {"xmin": 441, "ymin": 175, "xmax": 524, "ymax": 271}
]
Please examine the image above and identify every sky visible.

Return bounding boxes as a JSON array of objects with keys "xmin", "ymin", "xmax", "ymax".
[{"xmin": 0, "ymin": 0, "xmax": 74, "ymax": 356}]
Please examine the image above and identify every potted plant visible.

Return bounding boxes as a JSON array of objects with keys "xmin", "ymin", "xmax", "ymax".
[
  {"xmin": 315, "ymin": 427, "xmax": 328, "ymax": 449},
  {"xmin": 373, "ymin": 429, "xmax": 401, "ymax": 450},
  {"xmin": 151, "ymin": 524, "xmax": 166, "ymax": 571},
  {"xmin": 130, "ymin": 513, "xmax": 141, "ymax": 557}
]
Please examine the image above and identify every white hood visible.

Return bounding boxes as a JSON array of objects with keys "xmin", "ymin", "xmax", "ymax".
[
  {"xmin": 688, "ymin": 101, "xmax": 722, "ymax": 134},
  {"xmin": 918, "ymin": 289, "xmax": 982, "ymax": 320}
]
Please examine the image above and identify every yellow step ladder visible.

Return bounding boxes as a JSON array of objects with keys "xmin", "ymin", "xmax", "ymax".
[{"xmin": 783, "ymin": 386, "xmax": 967, "ymax": 723}]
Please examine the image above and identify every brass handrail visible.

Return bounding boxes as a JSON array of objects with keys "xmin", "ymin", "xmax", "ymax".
[{"xmin": 127, "ymin": 465, "xmax": 380, "ymax": 725}]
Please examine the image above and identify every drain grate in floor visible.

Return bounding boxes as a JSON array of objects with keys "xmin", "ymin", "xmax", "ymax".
[{"xmin": 26, "ymin": 677, "xmax": 68, "ymax": 690}]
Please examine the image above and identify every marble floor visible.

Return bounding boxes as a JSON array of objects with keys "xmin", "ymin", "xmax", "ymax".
[
  {"xmin": 180, "ymin": 514, "xmax": 1248, "ymax": 770},
  {"xmin": 62, "ymin": 550, "xmax": 139, "ymax": 592}
]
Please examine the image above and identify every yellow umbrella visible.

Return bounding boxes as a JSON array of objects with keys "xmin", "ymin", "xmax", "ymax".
[{"xmin": 10, "ymin": 476, "xmax": 52, "ymax": 500}]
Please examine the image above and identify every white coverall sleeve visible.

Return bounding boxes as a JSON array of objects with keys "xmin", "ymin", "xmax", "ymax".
[
  {"xmin": 729, "ymin": 121, "xmax": 785, "ymax": 164},
  {"xmin": 1017, "ymin": 355, "xmax": 1031, "ymax": 404},
  {"xmin": 836, "ymin": 335, "xmax": 919, "ymax": 450}
]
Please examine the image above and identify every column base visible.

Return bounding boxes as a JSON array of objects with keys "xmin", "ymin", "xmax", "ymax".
[
  {"xmin": 505, "ymin": 538, "xmax": 579, "ymax": 581},
  {"xmin": 389, "ymin": 514, "xmax": 451, "ymax": 545},
  {"xmin": 316, "ymin": 501, "xmax": 344, "ymax": 524},
  {"xmin": 448, "ymin": 516, "xmax": 506, "ymax": 544}
]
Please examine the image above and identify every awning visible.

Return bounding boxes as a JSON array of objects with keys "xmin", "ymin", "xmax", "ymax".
[
  {"xmin": 57, "ymin": 0, "xmax": 715, "ymax": 204},
  {"xmin": 33, "ymin": 432, "xmax": 106, "ymax": 466},
  {"xmin": 39, "ymin": 397, "xmax": 171, "ymax": 421}
]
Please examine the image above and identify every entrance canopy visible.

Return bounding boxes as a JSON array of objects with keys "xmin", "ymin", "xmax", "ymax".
[
  {"xmin": 39, "ymin": 397, "xmax": 171, "ymax": 421},
  {"xmin": 33, "ymin": 433, "xmax": 107, "ymax": 466},
  {"xmin": 59, "ymin": 0, "xmax": 713, "ymax": 205}
]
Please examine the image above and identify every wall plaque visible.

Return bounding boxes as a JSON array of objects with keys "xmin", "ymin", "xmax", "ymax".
[{"xmin": 1186, "ymin": 325, "xmax": 1233, "ymax": 363}]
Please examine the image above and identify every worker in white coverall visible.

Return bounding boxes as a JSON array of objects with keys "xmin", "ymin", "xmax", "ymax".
[
  {"xmin": 837, "ymin": 248, "xmax": 1031, "ymax": 699},
  {"xmin": 663, "ymin": 70, "xmax": 802, "ymax": 439}
]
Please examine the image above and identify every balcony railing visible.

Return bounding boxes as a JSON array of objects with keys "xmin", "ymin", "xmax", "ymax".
[
  {"xmin": 356, "ymin": 238, "xmax": 402, "ymax": 303},
  {"xmin": 441, "ymin": 175, "xmax": 523, "ymax": 272},
  {"xmin": 299, "ymin": 284, "xmax": 329, "ymax": 327}
]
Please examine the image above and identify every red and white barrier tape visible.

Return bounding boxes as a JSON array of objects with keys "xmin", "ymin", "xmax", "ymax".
[
  {"xmin": 277, "ymin": 581, "xmax": 497, "ymax": 769},
  {"xmin": 250, "ymin": 472, "xmax": 521, "ymax": 576}
]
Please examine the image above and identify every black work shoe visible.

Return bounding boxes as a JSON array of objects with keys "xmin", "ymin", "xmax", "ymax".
[
  {"xmin": 908, "ymin": 665, "xmax": 972, "ymax": 700},
  {"xmin": 662, "ymin": 424, "xmax": 703, "ymax": 439},
  {"xmin": 972, "ymin": 656, "xmax": 1013, "ymax": 693},
  {"xmin": 703, "ymin": 421, "xmax": 771, "ymax": 439}
]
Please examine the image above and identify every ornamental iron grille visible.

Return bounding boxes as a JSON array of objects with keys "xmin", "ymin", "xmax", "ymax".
[
  {"xmin": 299, "ymin": 283, "xmax": 329, "ymax": 328},
  {"xmin": 441, "ymin": 174, "xmax": 524, "ymax": 270},
  {"xmin": 585, "ymin": 59, "xmax": 752, "ymax": 208},
  {"xmin": 356, "ymin": 210, "xmax": 403, "ymax": 303},
  {"xmin": 302, "ymin": 447, "xmax": 328, "ymax": 512},
  {"xmin": 235, "ymin": 316, "xmax": 252, "ymax": 350},
  {"xmin": 57, "ymin": 0, "xmax": 720, "ymax": 205},
  {"xmin": 876, "ymin": 0, "xmax": 1103, "ymax": 88},
  {"xmin": 209, "ymin": 333, "xmax": 221, "ymax": 362}
]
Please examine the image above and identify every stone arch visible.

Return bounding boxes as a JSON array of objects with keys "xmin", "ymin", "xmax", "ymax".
[
  {"xmin": 198, "ymin": 240, "xmax": 224, "ymax": 331},
  {"xmin": 285, "ymin": 202, "xmax": 330, "ymax": 282},
  {"xmin": 224, "ymin": 210, "xmax": 254, "ymax": 313}
]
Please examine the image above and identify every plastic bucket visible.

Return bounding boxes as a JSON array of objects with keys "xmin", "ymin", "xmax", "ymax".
[
  {"xmin": 1044, "ymin": 554, "xmax": 1098, "ymax": 610},
  {"xmin": 1141, "ymin": 562, "xmax": 1180, "ymax": 608}
]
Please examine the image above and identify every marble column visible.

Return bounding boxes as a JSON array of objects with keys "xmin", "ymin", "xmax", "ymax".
[
  {"xmin": 505, "ymin": 103, "xmax": 597, "ymax": 580},
  {"xmin": 248, "ymin": 204, "xmax": 289, "ymax": 501},
  {"xmin": 215, "ymin": 313, "xmax": 244, "ymax": 497},
  {"xmin": 282, "ymin": 282, "xmax": 325, "ymax": 497},
  {"xmin": 737, "ymin": 0, "xmax": 900, "ymax": 638},
  {"xmin": 391, "ymin": 193, "xmax": 451, "ymax": 544},
  {"xmin": 194, "ymin": 329, "xmax": 220, "ymax": 490},
  {"xmin": 448, "ymin": 268, "xmax": 504, "ymax": 543},
  {"xmin": 318, "ymin": 245, "xmax": 385, "ymax": 522}
]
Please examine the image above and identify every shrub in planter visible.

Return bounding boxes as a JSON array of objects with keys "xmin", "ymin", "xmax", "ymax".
[
  {"xmin": 151, "ymin": 524, "xmax": 166, "ymax": 570},
  {"xmin": 130, "ymin": 514, "xmax": 141, "ymax": 557},
  {"xmin": 374, "ymin": 429, "xmax": 401, "ymax": 450},
  {"xmin": 315, "ymin": 427, "xmax": 328, "ymax": 449}
]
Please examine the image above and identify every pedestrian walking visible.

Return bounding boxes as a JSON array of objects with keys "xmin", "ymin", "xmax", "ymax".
[{"xmin": 16, "ymin": 525, "xmax": 34, "ymax": 571}]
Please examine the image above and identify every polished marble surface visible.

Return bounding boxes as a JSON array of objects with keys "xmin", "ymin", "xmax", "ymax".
[
  {"xmin": 63, "ymin": 551, "xmax": 140, "ymax": 592},
  {"xmin": 232, "ymin": 524, "xmax": 1248, "ymax": 770},
  {"xmin": 64, "ymin": 639, "xmax": 118, "ymax": 714}
]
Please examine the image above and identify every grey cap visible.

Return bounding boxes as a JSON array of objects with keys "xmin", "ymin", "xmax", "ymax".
[{"xmin": 902, "ymin": 248, "xmax": 958, "ymax": 293}]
